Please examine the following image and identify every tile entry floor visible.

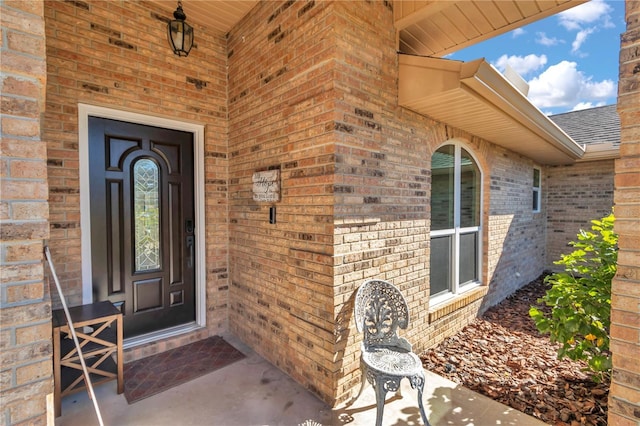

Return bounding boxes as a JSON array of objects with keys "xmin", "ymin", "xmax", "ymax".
[{"xmin": 56, "ymin": 333, "xmax": 547, "ymax": 426}]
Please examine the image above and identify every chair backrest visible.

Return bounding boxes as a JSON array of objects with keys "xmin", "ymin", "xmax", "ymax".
[{"xmin": 354, "ymin": 279, "xmax": 410, "ymax": 348}]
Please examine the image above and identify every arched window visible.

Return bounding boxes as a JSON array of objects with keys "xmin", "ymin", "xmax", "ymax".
[{"xmin": 430, "ymin": 143, "xmax": 482, "ymax": 301}]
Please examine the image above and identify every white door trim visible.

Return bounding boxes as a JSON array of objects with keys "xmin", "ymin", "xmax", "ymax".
[{"xmin": 78, "ymin": 104, "xmax": 206, "ymax": 334}]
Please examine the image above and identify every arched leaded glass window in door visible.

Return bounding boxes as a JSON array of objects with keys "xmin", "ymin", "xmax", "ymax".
[
  {"xmin": 430, "ymin": 144, "xmax": 482, "ymax": 301},
  {"xmin": 133, "ymin": 158, "xmax": 161, "ymax": 272}
]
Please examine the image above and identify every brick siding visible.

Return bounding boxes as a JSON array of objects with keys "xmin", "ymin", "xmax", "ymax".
[
  {"xmin": 227, "ymin": 0, "xmax": 556, "ymax": 405},
  {"xmin": 609, "ymin": 2, "xmax": 640, "ymax": 424},
  {"xmin": 484, "ymin": 147, "xmax": 548, "ymax": 307},
  {"xmin": 545, "ymin": 160, "xmax": 615, "ymax": 269},
  {"xmin": 0, "ymin": 1, "xmax": 52, "ymax": 424}
]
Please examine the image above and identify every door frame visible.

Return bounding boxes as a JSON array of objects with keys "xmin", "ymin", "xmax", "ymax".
[{"xmin": 78, "ymin": 103, "xmax": 206, "ymax": 346}]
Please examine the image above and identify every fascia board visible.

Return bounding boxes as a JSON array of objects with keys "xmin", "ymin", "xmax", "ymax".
[
  {"xmin": 460, "ymin": 60, "xmax": 585, "ymax": 160},
  {"xmin": 578, "ymin": 143, "xmax": 620, "ymax": 162}
]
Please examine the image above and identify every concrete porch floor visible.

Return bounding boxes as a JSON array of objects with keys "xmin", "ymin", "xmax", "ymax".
[{"xmin": 55, "ymin": 333, "xmax": 546, "ymax": 426}]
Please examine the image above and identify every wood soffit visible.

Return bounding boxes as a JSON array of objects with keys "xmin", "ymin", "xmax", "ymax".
[
  {"xmin": 394, "ymin": 0, "xmax": 587, "ymax": 57},
  {"xmin": 146, "ymin": 1, "xmax": 587, "ymax": 46}
]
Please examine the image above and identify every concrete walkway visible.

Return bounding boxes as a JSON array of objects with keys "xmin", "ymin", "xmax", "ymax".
[{"xmin": 55, "ymin": 334, "xmax": 546, "ymax": 426}]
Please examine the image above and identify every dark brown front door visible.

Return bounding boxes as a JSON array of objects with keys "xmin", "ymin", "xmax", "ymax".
[{"xmin": 88, "ymin": 117, "xmax": 195, "ymax": 338}]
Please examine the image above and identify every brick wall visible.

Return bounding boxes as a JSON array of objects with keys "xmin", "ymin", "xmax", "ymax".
[
  {"xmin": 226, "ymin": 0, "xmax": 339, "ymax": 403},
  {"xmin": 609, "ymin": 1, "xmax": 640, "ymax": 424},
  {"xmin": 0, "ymin": 1, "xmax": 53, "ymax": 424},
  {"xmin": 483, "ymin": 146, "xmax": 547, "ymax": 308},
  {"xmin": 546, "ymin": 160, "xmax": 615, "ymax": 269},
  {"xmin": 330, "ymin": 1, "xmax": 432, "ymax": 404},
  {"xmin": 43, "ymin": 0, "xmax": 229, "ymax": 354},
  {"xmin": 227, "ymin": 0, "xmax": 552, "ymax": 406}
]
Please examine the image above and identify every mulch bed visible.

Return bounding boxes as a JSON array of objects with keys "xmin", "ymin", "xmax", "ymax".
[{"xmin": 420, "ymin": 276, "xmax": 609, "ymax": 425}]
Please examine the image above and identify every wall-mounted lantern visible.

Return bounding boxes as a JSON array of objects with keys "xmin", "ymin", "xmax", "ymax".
[{"xmin": 168, "ymin": 1, "xmax": 193, "ymax": 57}]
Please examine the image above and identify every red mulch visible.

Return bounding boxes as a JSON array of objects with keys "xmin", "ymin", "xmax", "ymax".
[{"xmin": 420, "ymin": 276, "xmax": 609, "ymax": 425}]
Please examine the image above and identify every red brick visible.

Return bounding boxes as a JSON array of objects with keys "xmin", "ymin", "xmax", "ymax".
[
  {"xmin": 618, "ymin": 250, "xmax": 640, "ymax": 268},
  {"xmin": 607, "ymin": 412, "xmax": 640, "ymax": 426},
  {"xmin": 611, "ymin": 339, "xmax": 640, "ymax": 359},
  {"xmin": 15, "ymin": 360, "xmax": 50, "ymax": 385},
  {"xmin": 6, "ymin": 30, "xmax": 45, "ymax": 56},
  {"xmin": 0, "ymin": 138, "xmax": 47, "ymax": 159},
  {"xmin": 0, "ymin": 4, "xmax": 45, "ymax": 36},
  {"xmin": 0, "ymin": 75, "xmax": 41, "ymax": 98},
  {"xmin": 8, "ymin": 160, "xmax": 47, "ymax": 179},
  {"xmin": 0, "ymin": 302, "xmax": 50, "ymax": 328},
  {"xmin": 612, "ymin": 276, "xmax": 640, "ymax": 296},
  {"xmin": 4, "ymin": 241, "xmax": 43, "ymax": 262},
  {"xmin": 0, "ymin": 180, "xmax": 47, "ymax": 200},
  {"xmin": 4, "ymin": 1, "xmax": 44, "ymax": 16},
  {"xmin": 1, "ymin": 95, "xmax": 40, "ymax": 118},
  {"xmin": 5, "ymin": 282, "xmax": 44, "ymax": 304},
  {"xmin": 15, "ymin": 323, "xmax": 50, "ymax": 346},
  {"xmin": 0, "ymin": 221, "xmax": 49, "ymax": 240},
  {"xmin": 614, "ymin": 186, "xmax": 640, "ymax": 204},
  {"xmin": 0, "ymin": 55, "xmax": 46, "ymax": 85},
  {"xmin": 1, "ymin": 117, "xmax": 40, "ymax": 138},
  {"xmin": 619, "ymin": 129, "xmax": 640, "ymax": 147},
  {"xmin": 9, "ymin": 201, "xmax": 49, "ymax": 221},
  {"xmin": 612, "ymin": 5, "xmax": 640, "ymax": 415},
  {"xmin": 615, "ymin": 172, "xmax": 640, "ymax": 187},
  {"xmin": 8, "ymin": 396, "xmax": 46, "ymax": 424},
  {"xmin": 0, "ymin": 202, "xmax": 9, "ymax": 220},
  {"xmin": 611, "ymin": 306, "xmax": 640, "ymax": 326}
]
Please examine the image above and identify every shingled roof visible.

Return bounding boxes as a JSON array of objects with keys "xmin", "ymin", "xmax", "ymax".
[{"xmin": 549, "ymin": 104, "xmax": 620, "ymax": 147}]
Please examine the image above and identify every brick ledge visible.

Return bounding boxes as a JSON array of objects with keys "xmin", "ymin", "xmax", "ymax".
[{"xmin": 428, "ymin": 286, "xmax": 489, "ymax": 323}]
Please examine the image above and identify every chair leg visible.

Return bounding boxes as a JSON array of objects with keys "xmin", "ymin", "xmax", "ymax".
[
  {"xmin": 347, "ymin": 367, "xmax": 367, "ymax": 406},
  {"xmin": 372, "ymin": 379, "xmax": 387, "ymax": 426},
  {"xmin": 417, "ymin": 387, "xmax": 430, "ymax": 426},
  {"xmin": 411, "ymin": 373, "xmax": 431, "ymax": 426}
]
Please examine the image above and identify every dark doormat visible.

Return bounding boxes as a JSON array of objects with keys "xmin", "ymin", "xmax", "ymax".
[{"xmin": 124, "ymin": 336, "xmax": 245, "ymax": 404}]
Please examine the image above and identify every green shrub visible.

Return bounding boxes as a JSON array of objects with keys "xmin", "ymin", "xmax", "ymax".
[{"xmin": 529, "ymin": 212, "xmax": 617, "ymax": 380}]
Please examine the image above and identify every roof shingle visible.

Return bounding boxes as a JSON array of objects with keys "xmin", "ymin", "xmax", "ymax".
[{"xmin": 549, "ymin": 104, "xmax": 620, "ymax": 147}]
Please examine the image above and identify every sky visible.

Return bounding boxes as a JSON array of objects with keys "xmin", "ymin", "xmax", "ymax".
[{"xmin": 448, "ymin": 0, "xmax": 625, "ymax": 116}]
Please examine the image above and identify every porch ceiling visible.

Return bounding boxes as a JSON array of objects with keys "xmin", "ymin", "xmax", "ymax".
[
  {"xmin": 394, "ymin": 0, "xmax": 587, "ymax": 57},
  {"xmin": 398, "ymin": 55, "xmax": 585, "ymax": 165},
  {"xmin": 147, "ymin": 1, "xmax": 258, "ymax": 35},
  {"xmin": 147, "ymin": 1, "xmax": 586, "ymax": 45}
]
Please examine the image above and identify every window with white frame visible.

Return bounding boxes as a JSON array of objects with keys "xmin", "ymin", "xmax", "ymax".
[
  {"xmin": 429, "ymin": 143, "xmax": 482, "ymax": 301},
  {"xmin": 533, "ymin": 167, "xmax": 541, "ymax": 213}
]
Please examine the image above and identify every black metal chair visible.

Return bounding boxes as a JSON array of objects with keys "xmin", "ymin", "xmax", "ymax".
[{"xmin": 354, "ymin": 279, "xmax": 431, "ymax": 426}]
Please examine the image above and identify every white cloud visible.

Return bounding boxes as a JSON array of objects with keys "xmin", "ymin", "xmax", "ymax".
[
  {"xmin": 493, "ymin": 54, "xmax": 547, "ymax": 76},
  {"xmin": 571, "ymin": 101, "xmax": 607, "ymax": 111},
  {"xmin": 536, "ymin": 32, "xmax": 563, "ymax": 47},
  {"xmin": 572, "ymin": 28, "xmax": 595, "ymax": 54},
  {"xmin": 527, "ymin": 61, "xmax": 616, "ymax": 109},
  {"xmin": 558, "ymin": 0, "xmax": 613, "ymax": 30},
  {"xmin": 512, "ymin": 28, "xmax": 526, "ymax": 38}
]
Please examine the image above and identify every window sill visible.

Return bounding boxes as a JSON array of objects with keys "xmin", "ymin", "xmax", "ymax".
[{"xmin": 428, "ymin": 285, "xmax": 488, "ymax": 323}]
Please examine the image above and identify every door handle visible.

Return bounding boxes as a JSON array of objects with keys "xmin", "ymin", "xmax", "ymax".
[{"xmin": 186, "ymin": 235, "xmax": 195, "ymax": 268}]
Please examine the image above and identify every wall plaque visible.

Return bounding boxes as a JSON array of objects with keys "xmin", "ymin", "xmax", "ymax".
[{"xmin": 252, "ymin": 170, "xmax": 280, "ymax": 202}]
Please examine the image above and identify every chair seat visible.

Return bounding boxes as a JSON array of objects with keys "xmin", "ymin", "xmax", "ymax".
[{"xmin": 362, "ymin": 346, "xmax": 424, "ymax": 377}]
